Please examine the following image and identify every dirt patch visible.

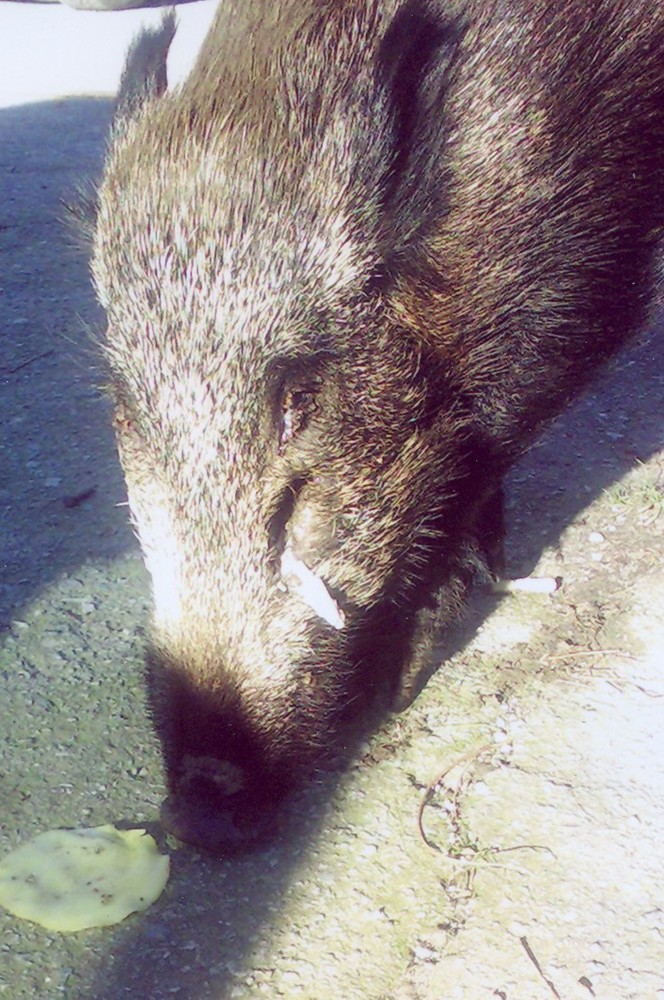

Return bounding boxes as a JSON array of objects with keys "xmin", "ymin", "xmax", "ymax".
[{"xmin": 388, "ymin": 452, "xmax": 664, "ymax": 1000}]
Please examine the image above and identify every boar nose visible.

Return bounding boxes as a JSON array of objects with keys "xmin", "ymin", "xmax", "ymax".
[
  {"xmin": 146, "ymin": 651, "xmax": 291, "ymax": 851},
  {"xmin": 159, "ymin": 752, "xmax": 285, "ymax": 852},
  {"xmin": 158, "ymin": 741, "xmax": 292, "ymax": 853},
  {"xmin": 160, "ymin": 783, "xmax": 279, "ymax": 853}
]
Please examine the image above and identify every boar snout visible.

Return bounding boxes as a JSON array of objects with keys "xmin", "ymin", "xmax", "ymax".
[
  {"xmin": 147, "ymin": 653, "xmax": 296, "ymax": 851},
  {"xmin": 145, "ymin": 612, "xmax": 359, "ymax": 850},
  {"xmin": 160, "ymin": 757, "xmax": 281, "ymax": 854}
]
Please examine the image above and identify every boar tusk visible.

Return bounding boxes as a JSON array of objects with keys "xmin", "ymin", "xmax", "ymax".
[
  {"xmin": 490, "ymin": 576, "xmax": 562, "ymax": 594},
  {"xmin": 280, "ymin": 547, "xmax": 346, "ymax": 630}
]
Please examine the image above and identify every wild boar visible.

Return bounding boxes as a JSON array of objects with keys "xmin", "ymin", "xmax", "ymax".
[{"xmin": 91, "ymin": 0, "xmax": 664, "ymax": 850}]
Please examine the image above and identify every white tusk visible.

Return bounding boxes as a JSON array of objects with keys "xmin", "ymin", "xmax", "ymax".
[
  {"xmin": 490, "ymin": 576, "xmax": 562, "ymax": 594},
  {"xmin": 280, "ymin": 546, "xmax": 346, "ymax": 630}
]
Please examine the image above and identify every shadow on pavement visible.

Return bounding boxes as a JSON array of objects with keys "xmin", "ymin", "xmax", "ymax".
[{"xmin": 0, "ymin": 96, "xmax": 130, "ymax": 627}]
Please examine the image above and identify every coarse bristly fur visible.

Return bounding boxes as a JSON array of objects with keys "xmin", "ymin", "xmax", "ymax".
[{"xmin": 90, "ymin": 0, "xmax": 664, "ymax": 850}]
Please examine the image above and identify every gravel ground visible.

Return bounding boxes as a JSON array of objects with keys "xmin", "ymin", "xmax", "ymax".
[{"xmin": 1, "ymin": 13, "xmax": 663, "ymax": 1000}]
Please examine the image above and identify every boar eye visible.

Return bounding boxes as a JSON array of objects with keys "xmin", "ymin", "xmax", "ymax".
[
  {"xmin": 113, "ymin": 407, "xmax": 135, "ymax": 436},
  {"xmin": 114, "ymin": 414, "xmax": 133, "ymax": 434},
  {"xmin": 112, "ymin": 399, "xmax": 141, "ymax": 443},
  {"xmin": 279, "ymin": 385, "xmax": 318, "ymax": 451}
]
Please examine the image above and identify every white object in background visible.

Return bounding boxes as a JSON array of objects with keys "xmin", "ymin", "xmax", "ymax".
[{"xmin": 0, "ymin": 0, "xmax": 218, "ymax": 109}]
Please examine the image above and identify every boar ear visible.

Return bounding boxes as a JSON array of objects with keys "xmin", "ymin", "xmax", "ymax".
[
  {"xmin": 377, "ymin": 0, "xmax": 461, "ymax": 232},
  {"xmin": 113, "ymin": 9, "xmax": 177, "ymax": 136},
  {"xmin": 65, "ymin": 12, "xmax": 176, "ymax": 242}
]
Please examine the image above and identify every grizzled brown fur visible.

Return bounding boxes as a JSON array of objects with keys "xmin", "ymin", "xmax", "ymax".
[{"xmin": 92, "ymin": 0, "xmax": 664, "ymax": 850}]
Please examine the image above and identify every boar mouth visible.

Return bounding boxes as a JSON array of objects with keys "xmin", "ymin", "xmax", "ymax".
[
  {"xmin": 160, "ymin": 764, "xmax": 282, "ymax": 854},
  {"xmin": 159, "ymin": 749, "xmax": 288, "ymax": 853},
  {"xmin": 269, "ymin": 474, "xmax": 346, "ymax": 630}
]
